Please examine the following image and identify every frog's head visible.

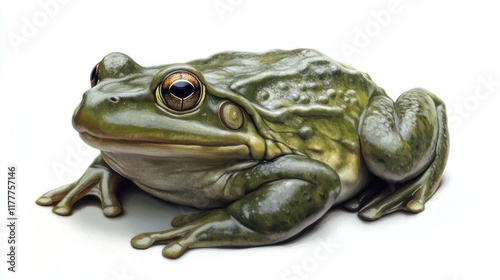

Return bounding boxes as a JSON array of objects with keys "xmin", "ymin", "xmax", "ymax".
[{"xmin": 73, "ymin": 53, "xmax": 266, "ymax": 161}]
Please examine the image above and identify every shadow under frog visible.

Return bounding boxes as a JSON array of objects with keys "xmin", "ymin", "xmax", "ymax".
[{"xmin": 36, "ymin": 49, "xmax": 449, "ymax": 259}]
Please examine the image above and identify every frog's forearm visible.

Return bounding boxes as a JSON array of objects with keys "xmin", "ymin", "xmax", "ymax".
[{"xmin": 36, "ymin": 155, "xmax": 126, "ymax": 216}]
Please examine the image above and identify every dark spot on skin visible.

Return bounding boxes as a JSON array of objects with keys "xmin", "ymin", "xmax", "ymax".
[
  {"xmin": 259, "ymin": 90, "xmax": 270, "ymax": 101},
  {"xmin": 317, "ymin": 95, "xmax": 329, "ymax": 104},
  {"xmin": 299, "ymin": 96, "xmax": 310, "ymax": 104},
  {"xmin": 326, "ymin": 89, "xmax": 336, "ymax": 97},
  {"xmin": 290, "ymin": 92, "xmax": 300, "ymax": 102},
  {"xmin": 277, "ymin": 82, "xmax": 289, "ymax": 90}
]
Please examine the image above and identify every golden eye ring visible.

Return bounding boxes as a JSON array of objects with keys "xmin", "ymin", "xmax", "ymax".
[{"xmin": 155, "ymin": 71, "xmax": 205, "ymax": 113}]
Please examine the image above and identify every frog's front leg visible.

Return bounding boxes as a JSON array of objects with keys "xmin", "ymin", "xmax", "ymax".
[
  {"xmin": 131, "ymin": 154, "xmax": 340, "ymax": 258},
  {"xmin": 358, "ymin": 88, "xmax": 449, "ymax": 220},
  {"xmin": 36, "ymin": 154, "xmax": 127, "ymax": 216}
]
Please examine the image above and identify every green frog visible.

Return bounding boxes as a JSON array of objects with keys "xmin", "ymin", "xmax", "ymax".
[{"xmin": 36, "ymin": 49, "xmax": 449, "ymax": 258}]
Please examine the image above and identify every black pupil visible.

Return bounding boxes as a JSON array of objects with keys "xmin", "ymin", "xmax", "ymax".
[{"xmin": 170, "ymin": 81, "xmax": 195, "ymax": 99}]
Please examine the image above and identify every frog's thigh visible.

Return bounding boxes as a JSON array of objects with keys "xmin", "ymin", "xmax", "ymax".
[
  {"xmin": 228, "ymin": 178, "xmax": 335, "ymax": 236},
  {"xmin": 132, "ymin": 173, "xmax": 340, "ymax": 258},
  {"xmin": 359, "ymin": 88, "xmax": 449, "ymax": 220}
]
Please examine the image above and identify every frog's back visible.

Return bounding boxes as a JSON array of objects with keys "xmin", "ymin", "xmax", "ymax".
[
  {"xmin": 189, "ymin": 49, "xmax": 378, "ymax": 201},
  {"xmin": 188, "ymin": 48, "xmax": 377, "ymax": 154},
  {"xmin": 189, "ymin": 48, "xmax": 375, "ymax": 111}
]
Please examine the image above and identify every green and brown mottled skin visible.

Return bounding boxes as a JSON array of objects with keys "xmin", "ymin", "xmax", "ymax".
[{"xmin": 36, "ymin": 49, "xmax": 449, "ymax": 258}]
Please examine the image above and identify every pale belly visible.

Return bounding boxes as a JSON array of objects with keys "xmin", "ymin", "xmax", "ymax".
[
  {"xmin": 101, "ymin": 151, "xmax": 369, "ymax": 209},
  {"xmin": 101, "ymin": 152, "xmax": 259, "ymax": 208}
]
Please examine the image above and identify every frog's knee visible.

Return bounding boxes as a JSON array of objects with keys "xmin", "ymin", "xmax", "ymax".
[{"xmin": 361, "ymin": 141, "xmax": 415, "ymax": 182}]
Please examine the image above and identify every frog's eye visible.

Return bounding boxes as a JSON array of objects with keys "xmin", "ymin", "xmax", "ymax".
[
  {"xmin": 156, "ymin": 71, "xmax": 205, "ymax": 113},
  {"xmin": 90, "ymin": 63, "xmax": 100, "ymax": 87}
]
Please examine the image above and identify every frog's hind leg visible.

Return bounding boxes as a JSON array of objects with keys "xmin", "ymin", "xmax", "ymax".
[
  {"xmin": 131, "ymin": 155, "xmax": 341, "ymax": 258},
  {"xmin": 358, "ymin": 88, "xmax": 449, "ymax": 221},
  {"xmin": 132, "ymin": 179, "xmax": 337, "ymax": 258}
]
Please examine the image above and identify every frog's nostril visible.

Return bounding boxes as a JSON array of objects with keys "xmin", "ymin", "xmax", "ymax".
[{"xmin": 108, "ymin": 96, "xmax": 120, "ymax": 103}]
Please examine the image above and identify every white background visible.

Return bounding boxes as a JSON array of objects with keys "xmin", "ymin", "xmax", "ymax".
[{"xmin": 1, "ymin": 1, "xmax": 499, "ymax": 279}]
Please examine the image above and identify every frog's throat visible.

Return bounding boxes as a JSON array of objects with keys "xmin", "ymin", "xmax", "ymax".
[{"xmin": 79, "ymin": 132, "xmax": 252, "ymax": 159}]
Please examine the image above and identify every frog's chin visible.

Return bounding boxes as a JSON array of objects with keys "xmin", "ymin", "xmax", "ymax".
[{"xmin": 78, "ymin": 132, "xmax": 252, "ymax": 160}]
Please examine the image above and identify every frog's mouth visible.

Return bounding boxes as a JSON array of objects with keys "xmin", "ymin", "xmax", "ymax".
[{"xmin": 79, "ymin": 132, "xmax": 252, "ymax": 160}]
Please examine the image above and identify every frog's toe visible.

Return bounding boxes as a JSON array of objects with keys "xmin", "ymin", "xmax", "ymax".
[
  {"xmin": 131, "ymin": 227, "xmax": 198, "ymax": 258},
  {"xmin": 36, "ymin": 184, "xmax": 74, "ymax": 206},
  {"xmin": 358, "ymin": 194, "xmax": 424, "ymax": 221},
  {"xmin": 358, "ymin": 207, "xmax": 383, "ymax": 221},
  {"xmin": 48, "ymin": 183, "xmax": 90, "ymax": 216},
  {"xmin": 358, "ymin": 174, "xmax": 440, "ymax": 220},
  {"xmin": 100, "ymin": 189, "xmax": 123, "ymax": 216},
  {"xmin": 162, "ymin": 242, "xmax": 189, "ymax": 259},
  {"xmin": 36, "ymin": 196, "xmax": 54, "ymax": 206},
  {"xmin": 131, "ymin": 233, "xmax": 155, "ymax": 249},
  {"xmin": 52, "ymin": 205, "xmax": 72, "ymax": 216},
  {"xmin": 405, "ymin": 195, "xmax": 425, "ymax": 213},
  {"xmin": 343, "ymin": 198, "xmax": 361, "ymax": 211},
  {"xmin": 103, "ymin": 205, "xmax": 122, "ymax": 217},
  {"xmin": 131, "ymin": 223, "xmax": 195, "ymax": 251}
]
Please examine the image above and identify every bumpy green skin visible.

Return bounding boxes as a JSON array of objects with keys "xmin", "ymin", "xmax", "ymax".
[{"xmin": 36, "ymin": 49, "xmax": 449, "ymax": 258}]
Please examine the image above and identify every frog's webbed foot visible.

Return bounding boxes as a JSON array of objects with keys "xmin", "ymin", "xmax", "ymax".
[
  {"xmin": 131, "ymin": 181, "xmax": 321, "ymax": 259},
  {"xmin": 170, "ymin": 210, "xmax": 217, "ymax": 227},
  {"xmin": 36, "ymin": 155, "xmax": 126, "ymax": 217},
  {"xmin": 358, "ymin": 88, "xmax": 449, "ymax": 221},
  {"xmin": 358, "ymin": 173, "xmax": 442, "ymax": 220},
  {"xmin": 132, "ymin": 209, "xmax": 257, "ymax": 259},
  {"xmin": 343, "ymin": 177, "xmax": 387, "ymax": 212}
]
